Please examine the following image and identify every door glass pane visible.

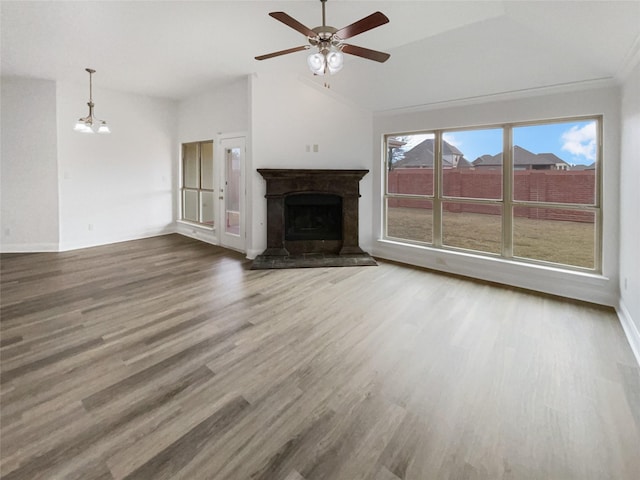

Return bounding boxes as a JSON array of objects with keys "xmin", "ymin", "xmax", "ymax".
[
  {"xmin": 444, "ymin": 128, "xmax": 503, "ymax": 199},
  {"xmin": 183, "ymin": 190, "xmax": 198, "ymax": 222},
  {"xmin": 386, "ymin": 198, "xmax": 432, "ymax": 244},
  {"xmin": 442, "ymin": 202, "xmax": 502, "ymax": 254},
  {"xmin": 387, "ymin": 133, "xmax": 434, "ymax": 196},
  {"xmin": 183, "ymin": 143, "xmax": 199, "ymax": 189},
  {"xmin": 225, "ymin": 147, "xmax": 241, "ymax": 236},
  {"xmin": 512, "ymin": 120, "xmax": 597, "ymax": 204},
  {"xmin": 201, "ymin": 141, "xmax": 214, "ymax": 190},
  {"xmin": 201, "ymin": 191, "xmax": 214, "ymax": 227},
  {"xmin": 513, "ymin": 206, "xmax": 595, "ymax": 268}
]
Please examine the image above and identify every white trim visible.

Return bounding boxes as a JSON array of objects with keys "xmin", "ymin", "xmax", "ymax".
[
  {"xmin": 0, "ymin": 242, "xmax": 59, "ymax": 253},
  {"xmin": 245, "ymin": 248, "xmax": 261, "ymax": 260},
  {"xmin": 617, "ymin": 299, "xmax": 640, "ymax": 368},
  {"xmin": 374, "ymin": 77, "xmax": 616, "ymax": 116}
]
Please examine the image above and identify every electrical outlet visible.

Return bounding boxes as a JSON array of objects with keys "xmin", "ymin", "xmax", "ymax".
[
  {"xmin": 313, "ymin": 144, "xmax": 319, "ymax": 153},
  {"xmin": 305, "ymin": 145, "xmax": 310, "ymax": 153},
  {"xmin": 88, "ymin": 224, "xmax": 93, "ymax": 231}
]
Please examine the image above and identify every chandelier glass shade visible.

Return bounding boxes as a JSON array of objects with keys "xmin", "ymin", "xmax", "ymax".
[{"xmin": 74, "ymin": 68, "xmax": 110, "ymax": 134}]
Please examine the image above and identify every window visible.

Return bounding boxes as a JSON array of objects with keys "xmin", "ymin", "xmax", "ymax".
[
  {"xmin": 384, "ymin": 117, "xmax": 601, "ymax": 271},
  {"xmin": 181, "ymin": 140, "xmax": 214, "ymax": 227}
]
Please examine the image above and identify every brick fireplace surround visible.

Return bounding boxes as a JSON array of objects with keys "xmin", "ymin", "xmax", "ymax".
[{"xmin": 251, "ymin": 169, "xmax": 377, "ymax": 269}]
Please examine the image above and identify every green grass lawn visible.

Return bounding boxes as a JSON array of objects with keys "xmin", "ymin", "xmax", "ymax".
[{"xmin": 387, "ymin": 207, "xmax": 595, "ymax": 269}]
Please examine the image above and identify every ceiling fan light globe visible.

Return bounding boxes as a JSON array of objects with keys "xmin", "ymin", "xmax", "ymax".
[
  {"xmin": 307, "ymin": 52, "xmax": 326, "ymax": 75},
  {"xmin": 326, "ymin": 50, "xmax": 344, "ymax": 74},
  {"xmin": 98, "ymin": 122, "xmax": 111, "ymax": 134}
]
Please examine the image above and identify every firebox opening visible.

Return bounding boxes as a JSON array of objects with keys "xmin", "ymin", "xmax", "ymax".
[{"xmin": 285, "ymin": 194, "xmax": 342, "ymax": 241}]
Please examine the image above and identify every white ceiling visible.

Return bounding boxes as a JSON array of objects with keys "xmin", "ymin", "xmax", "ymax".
[{"xmin": 2, "ymin": 1, "xmax": 639, "ymax": 111}]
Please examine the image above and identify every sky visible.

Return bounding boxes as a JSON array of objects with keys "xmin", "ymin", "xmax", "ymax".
[{"xmin": 397, "ymin": 120, "xmax": 597, "ymax": 166}]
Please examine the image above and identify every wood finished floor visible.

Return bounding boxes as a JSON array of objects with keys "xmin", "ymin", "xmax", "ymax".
[{"xmin": 1, "ymin": 234, "xmax": 639, "ymax": 480}]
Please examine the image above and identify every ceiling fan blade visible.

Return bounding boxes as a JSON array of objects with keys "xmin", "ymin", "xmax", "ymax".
[
  {"xmin": 342, "ymin": 44, "xmax": 390, "ymax": 63},
  {"xmin": 255, "ymin": 45, "xmax": 309, "ymax": 61},
  {"xmin": 269, "ymin": 12, "xmax": 317, "ymax": 38},
  {"xmin": 334, "ymin": 11, "xmax": 389, "ymax": 40}
]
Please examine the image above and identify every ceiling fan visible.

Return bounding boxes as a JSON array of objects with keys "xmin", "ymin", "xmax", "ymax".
[{"xmin": 255, "ymin": 0, "xmax": 390, "ymax": 76}]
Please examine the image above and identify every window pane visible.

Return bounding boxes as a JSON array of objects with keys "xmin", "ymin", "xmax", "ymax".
[
  {"xmin": 183, "ymin": 143, "xmax": 199, "ymax": 189},
  {"xmin": 442, "ymin": 203, "xmax": 502, "ymax": 254},
  {"xmin": 444, "ymin": 129, "xmax": 503, "ymax": 199},
  {"xmin": 512, "ymin": 120, "xmax": 597, "ymax": 204},
  {"xmin": 386, "ymin": 198, "xmax": 432, "ymax": 244},
  {"xmin": 183, "ymin": 190, "xmax": 198, "ymax": 222},
  {"xmin": 225, "ymin": 147, "xmax": 241, "ymax": 236},
  {"xmin": 513, "ymin": 207, "xmax": 595, "ymax": 268},
  {"xmin": 201, "ymin": 141, "xmax": 214, "ymax": 190},
  {"xmin": 387, "ymin": 133, "xmax": 434, "ymax": 196},
  {"xmin": 201, "ymin": 191, "xmax": 214, "ymax": 226}
]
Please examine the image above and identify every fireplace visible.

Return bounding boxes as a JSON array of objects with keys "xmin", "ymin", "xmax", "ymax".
[
  {"xmin": 252, "ymin": 169, "xmax": 376, "ymax": 269},
  {"xmin": 285, "ymin": 194, "xmax": 342, "ymax": 241}
]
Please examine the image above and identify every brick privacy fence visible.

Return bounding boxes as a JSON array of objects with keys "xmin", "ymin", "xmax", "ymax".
[{"xmin": 388, "ymin": 169, "xmax": 596, "ymax": 223}]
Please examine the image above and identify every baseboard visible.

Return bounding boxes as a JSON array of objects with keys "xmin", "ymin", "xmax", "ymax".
[
  {"xmin": 175, "ymin": 230, "xmax": 218, "ymax": 246},
  {"xmin": 58, "ymin": 227, "xmax": 175, "ymax": 252},
  {"xmin": 617, "ymin": 299, "xmax": 640, "ymax": 368},
  {"xmin": 0, "ymin": 242, "xmax": 59, "ymax": 253}
]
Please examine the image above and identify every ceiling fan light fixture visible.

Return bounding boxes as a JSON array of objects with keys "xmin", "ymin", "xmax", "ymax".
[
  {"xmin": 307, "ymin": 51, "xmax": 326, "ymax": 75},
  {"xmin": 257, "ymin": 1, "xmax": 390, "ymax": 75},
  {"xmin": 326, "ymin": 47, "xmax": 344, "ymax": 74}
]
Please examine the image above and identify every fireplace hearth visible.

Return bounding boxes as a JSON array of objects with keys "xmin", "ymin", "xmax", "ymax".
[{"xmin": 251, "ymin": 169, "xmax": 377, "ymax": 269}]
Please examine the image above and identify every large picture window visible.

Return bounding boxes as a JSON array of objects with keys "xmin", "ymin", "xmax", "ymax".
[
  {"xmin": 181, "ymin": 140, "xmax": 214, "ymax": 227},
  {"xmin": 384, "ymin": 117, "xmax": 601, "ymax": 271}
]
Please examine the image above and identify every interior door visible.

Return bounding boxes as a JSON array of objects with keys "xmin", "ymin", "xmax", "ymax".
[{"xmin": 218, "ymin": 136, "xmax": 245, "ymax": 252}]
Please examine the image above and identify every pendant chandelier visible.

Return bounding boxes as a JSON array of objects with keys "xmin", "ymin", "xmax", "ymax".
[{"xmin": 74, "ymin": 68, "xmax": 110, "ymax": 134}]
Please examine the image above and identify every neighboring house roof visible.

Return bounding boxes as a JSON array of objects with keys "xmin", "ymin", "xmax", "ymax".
[
  {"xmin": 457, "ymin": 157, "xmax": 473, "ymax": 168},
  {"xmin": 472, "ymin": 145, "xmax": 570, "ymax": 168},
  {"xmin": 536, "ymin": 152, "xmax": 570, "ymax": 167},
  {"xmin": 393, "ymin": 139, "xmax": 464, "ymax": 168},
  {"xmin": 394, "ymin": 142, "xmax": 571, "ymax": 170},
  {"xmin": 570, "ymin": 162, "xmax": 596, "ymax": 171}
]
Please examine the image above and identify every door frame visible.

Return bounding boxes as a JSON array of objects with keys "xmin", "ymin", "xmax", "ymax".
[{"xmin": 216, "ymin": 132, "xmax": 247, "ymax": 253}]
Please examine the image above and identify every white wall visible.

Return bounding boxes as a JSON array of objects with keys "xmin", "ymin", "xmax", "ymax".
[
  {"xmin": 1, "ymin": 77, "xmax": 60, "ymax": 251},
  {"xmin": 178, "ymin": 78, "xmax": 248, "ymax": 143},
  {"xmin": 247, "ymin": 73, "xmax": 373, "ymax": 258},
  {"xmin": 618, "ymin": 62, "xmax": 640, "ymax": 363},
  {"xmin": 176, "ymin": 78, "xmax": 249, "ymax": 245},
  {"xmin": 56, "ymin": 81, "xmax": 177, "ymax": 250},
  {"xmin": 373, "ymin": 84, "xmax": 621, "ymax": 306}
]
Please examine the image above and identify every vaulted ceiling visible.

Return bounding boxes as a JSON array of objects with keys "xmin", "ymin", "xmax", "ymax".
[{"xmin": 2, "ymin": 1, "xmax": 639, "ymax": 111}]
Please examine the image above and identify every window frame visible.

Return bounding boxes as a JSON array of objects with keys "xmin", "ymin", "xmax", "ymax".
[
  {"xmin": 383, "ymin": 115, "xmax": 602, "ymax": 272},
  {"xmin": 180, "ymin": 140, "xmax": 215, "ymax": 228}
]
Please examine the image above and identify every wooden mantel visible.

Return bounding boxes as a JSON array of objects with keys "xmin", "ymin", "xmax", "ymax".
[{"xmin": 257, "ymin": 169, "xmax": 369, "ymax": 256}]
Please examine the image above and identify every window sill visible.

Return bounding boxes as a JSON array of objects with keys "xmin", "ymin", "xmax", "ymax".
[
  {"xmin": 373, "ymin": 238, "xmax": 614, "ymax": 305},
  {"xmin": 176, "ymin": 220, "xmax": 214, "ymax": 232}
]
